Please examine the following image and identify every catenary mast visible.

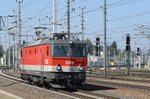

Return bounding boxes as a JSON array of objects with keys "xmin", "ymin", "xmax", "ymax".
[
  {"xmin": 52, "ymin": 0, "xmax": 57, "ymax": 34},
  {"xmin": 16, "ymin": 0, "xmax": 22, "ymax": 69},
  {"xmin": 104, "ymin": 0, "xmax": 107, "ymax": 76}
]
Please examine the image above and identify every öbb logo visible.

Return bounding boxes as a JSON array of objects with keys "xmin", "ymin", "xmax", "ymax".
[{"xmin": 65, "ymin": 61, "xmax": 74, "ymax": 65}]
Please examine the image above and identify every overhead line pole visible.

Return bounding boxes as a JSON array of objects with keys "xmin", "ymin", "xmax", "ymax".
[
  {"xmin": 104, "ymin": 0, "xmax": 107, "ymax": 76},
  {"xmin": 9, "ymin": 33, "xmax": 15, "ymax": 69},
  {"xmin": 4, "ymin": 35, "xmax": 6, "ymax": 66},
  {"xmin": 52, "ymin": 0, "xmax": 57, "ymax": 34},
  {"xmin": 7, "ymin": 17, "xmax": 11, "ymax": 68},
  {"xmin": 8, "ymin": 31, "xmax": 11, "ymax": 67},
  {"xmin": 67, "ymin": 0, "xmax": 70, "ymax": 39},
  {"xmin": 79, "ymin": 7, "xmax": 85, "ymax": 41},
  {"xmin": 16, "ymin": 0, "xmax": 22, "ymax": 69}
]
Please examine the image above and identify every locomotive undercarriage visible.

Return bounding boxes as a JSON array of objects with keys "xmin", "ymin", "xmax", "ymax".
[
  {"xmin": 21, "ymin": 71, "xmax": 86, "ymax": 88},
  {"xmin": 50, "ymin": 72, "xmax": 86, "ymax": 88}
]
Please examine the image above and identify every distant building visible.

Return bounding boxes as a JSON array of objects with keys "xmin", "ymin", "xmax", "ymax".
[{"xmin": 87, "ymin": 53, "xmax": 103, "ymax": 67}]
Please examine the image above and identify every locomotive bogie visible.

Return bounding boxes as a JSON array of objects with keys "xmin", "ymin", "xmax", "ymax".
[{"xmin": 20, "ymin": 71, "xmax": 86, "ymax": 88}]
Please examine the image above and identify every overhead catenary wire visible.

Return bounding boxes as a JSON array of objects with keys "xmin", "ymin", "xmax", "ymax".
[
  {"xmin": 10, "ymin": 1, "xmax": 150, "ymax": 40},
  {"xmin": 108, "ymin": 0, "xmax": 127, "ymax": 7},
  {"xmin": 2, "ymin": 0, "xmax": 150, "ymax": 59},
  {"xmin": 108, "ymin": 0, "xmax": 140, "ymax": 9},
  {"xmin": 12, "ymin": 0, "xmax": 145, "ymax": 28},
  {"xmin": 22, "ymin": 0, "xmax": 38, "ymax": 8},
  {"xmin": 23, "ymin": 0, "xmax": 88, "ymax": 25},
  {"xmin": 23, "ymin": 0, "xmax": 140, "ymax": 24}
]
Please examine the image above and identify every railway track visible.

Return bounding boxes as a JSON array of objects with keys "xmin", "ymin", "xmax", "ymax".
[
  {"xmin": 0, "ymin": 68, "xmax": 118, "ymax": 99},
  {"xmin": 87, "ymin": 74, "xmax": 150, "ymax": 83},
  {"xmin": 77, "ymin": 89, "xmax": 117, "ymax": 99},
  {"xmin": 86, "ymin": 78, "xmax": 150, "ymax": 91},
  {"xmin": 87, "ymin": 69, "xmax": 150, "ymax": 78}
]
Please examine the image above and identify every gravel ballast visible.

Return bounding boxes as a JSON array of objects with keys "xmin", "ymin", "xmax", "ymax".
[
  {"xmin": 3, "ymin": 69, "xmax": 150, "ymax": 99},
  {"xmin": 0, "ymin": 76, "xmax": 74, "ymax": 99}
]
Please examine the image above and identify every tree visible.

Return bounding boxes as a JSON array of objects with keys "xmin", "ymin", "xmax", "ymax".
[
  {"xmin": 85, "ymin": 38, "xmax": 93, "ymax": 55},
  {"xmin": 0, "ymin": 45, "xmax": 4, "ymax": 58},
  {"xmin": 6, "ymin": 45, "xmax": 15, "ymax": 66},
  {"xmin": 109, "ymin": 41, "xmax": 118, "ymax": 56},
  {"xmin": 111, "ymin": 41, "xmax": 117, "ymax": 49},
  {"xmin": 22, "ymin": 40, "xmax": 26, "ymax": 45}
]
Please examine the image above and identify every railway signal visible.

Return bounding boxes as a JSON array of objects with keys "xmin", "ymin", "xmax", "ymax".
[
  {"xmin": 96, "ymin": 36, "xmax": 100, "ymax": 56},
  {"xmin": 137, "ymin": 47, "xmax": 140, "ymax": 56},
  {"xmin": 125, "ymin": 34, "xmax": 131, "ymax": 76},
  {"xmin": 126, "ymin": 45, "xmax": 130, "ymax": 51},
  {"xmin": 126, "ymin": 35, "xmax": 130, "ymax": 45},
  {"xmin": 126, "ymin": 34, "xmax": 131, "ymax": 51},
  {"xmin": 137, "ymin": 47, "xmax": 141, "ymax": 68}
]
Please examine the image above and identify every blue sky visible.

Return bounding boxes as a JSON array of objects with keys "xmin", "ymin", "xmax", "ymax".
[{"xmin": 0, "ymin": 0, "xmax": 150, "ymax": 53}]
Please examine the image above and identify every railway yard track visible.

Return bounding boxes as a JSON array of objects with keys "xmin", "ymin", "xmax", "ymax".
[
  {"xmin": 86, "ymin": 78, "xmax": 150, "ymax": 91},
  {"xmin": 87, "ymin": 72, "xmax": 150, "ymax": 89},
  {"xmin": 1, "ymin": 67, "xmax": 150, "ymax": 99},
  {"xmin": 0, "ymin": 67, "xmax": 118, "ymax": 99}
]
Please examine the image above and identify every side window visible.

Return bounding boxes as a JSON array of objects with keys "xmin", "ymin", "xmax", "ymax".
[
  {"xmin": 40, "ymin": 48, "xmax": 42, "ymax": 54},
  {"xmin": 25, "ymin": 50, "xmax": 27, "ymax": 55},
  {"xmin": 35, "ymin": 48, "xmax": 36, "ymax": 54},
  {"xmin": 47, "ymin": 46, "xmax": 49, "ymax": 56},
  {"xmin": 30, "ymin": 49, "xmax": 31, "ymax": 55},
  {"xmin": 21, "ymin": 50, "xmax": 22, "ymax": 57}
]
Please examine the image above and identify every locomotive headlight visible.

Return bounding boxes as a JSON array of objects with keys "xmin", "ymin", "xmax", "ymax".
[
  {"xmin": 56, "ymin": 66, "xmax": 61, "ymax": 70},
  {"xmin": 78, "ymin": 66, "xmax": 84, "ymax": 71},
  {"xmin": 79, "ymin": 66, "xmax": 83, "ymax": 71},
  {"xmin": 69, "ymin": 41, "xmax": 72, "ymax": 44},
  {"xmin": 56, "ymin": 65, "xmax": 61, "ymax": 71}
]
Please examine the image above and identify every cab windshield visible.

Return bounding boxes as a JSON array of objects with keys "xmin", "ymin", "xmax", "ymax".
[
  {"xmin": 53, "ymin": 44, "xmax": 69, "ymax": 56},
  {"xmin": 70, "ymin": 44, "xmax": 86, "ymax": 57},
  {"xmin": 52, "ymin": 43, "xmax": 86, "ymax": 57}
]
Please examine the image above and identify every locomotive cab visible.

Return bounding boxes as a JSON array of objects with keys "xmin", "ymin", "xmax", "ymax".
[{"xmin": 50, "ymin": 40, "xmax": 87, "ymax": 88}]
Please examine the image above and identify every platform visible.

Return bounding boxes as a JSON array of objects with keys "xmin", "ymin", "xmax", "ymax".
[{"xmin": 0, "ymin": 90, "xmax": 23, "ymax": 99}]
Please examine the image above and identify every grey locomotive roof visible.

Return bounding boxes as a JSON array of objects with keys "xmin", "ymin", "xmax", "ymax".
[{"xmin": 22, "ymin": 38, "xmax": 87, "ymax": 48}]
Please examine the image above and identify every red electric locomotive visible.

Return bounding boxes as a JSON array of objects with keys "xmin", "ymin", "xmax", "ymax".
[{"xmin": 20, "ymin": 34, "xmax": 87, "ymax": 88}]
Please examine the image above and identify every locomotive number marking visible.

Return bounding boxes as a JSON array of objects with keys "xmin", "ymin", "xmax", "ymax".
[{"xmin": 65, "ymin": 61, "xmax": 74, "ymax": 65}]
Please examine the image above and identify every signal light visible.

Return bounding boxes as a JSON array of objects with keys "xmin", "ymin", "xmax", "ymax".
[
  {"xmin": 137, "ymin": 47, "xmax": 140, "ymax": 52},
  {"xmin": 96, "ymin": 37, "xmax": 100, "ymax": 56},
  {"xmin": 126, "ymin": 36, "xmax": 130, "ymax": 45},
  {"xmin": 96, "ymin": 37, "xmax": 100, "ymax": 45},
  {"xmin": 126, "ymin": 45, "xmax": 130, "ymax": 51},
  {"xmin": 137, "ymin": 53, "xmax": 140, "ymax": 56},
  {"xmin": 137, "ymin": 47, "xmax": 140, "ymax": 56}
]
